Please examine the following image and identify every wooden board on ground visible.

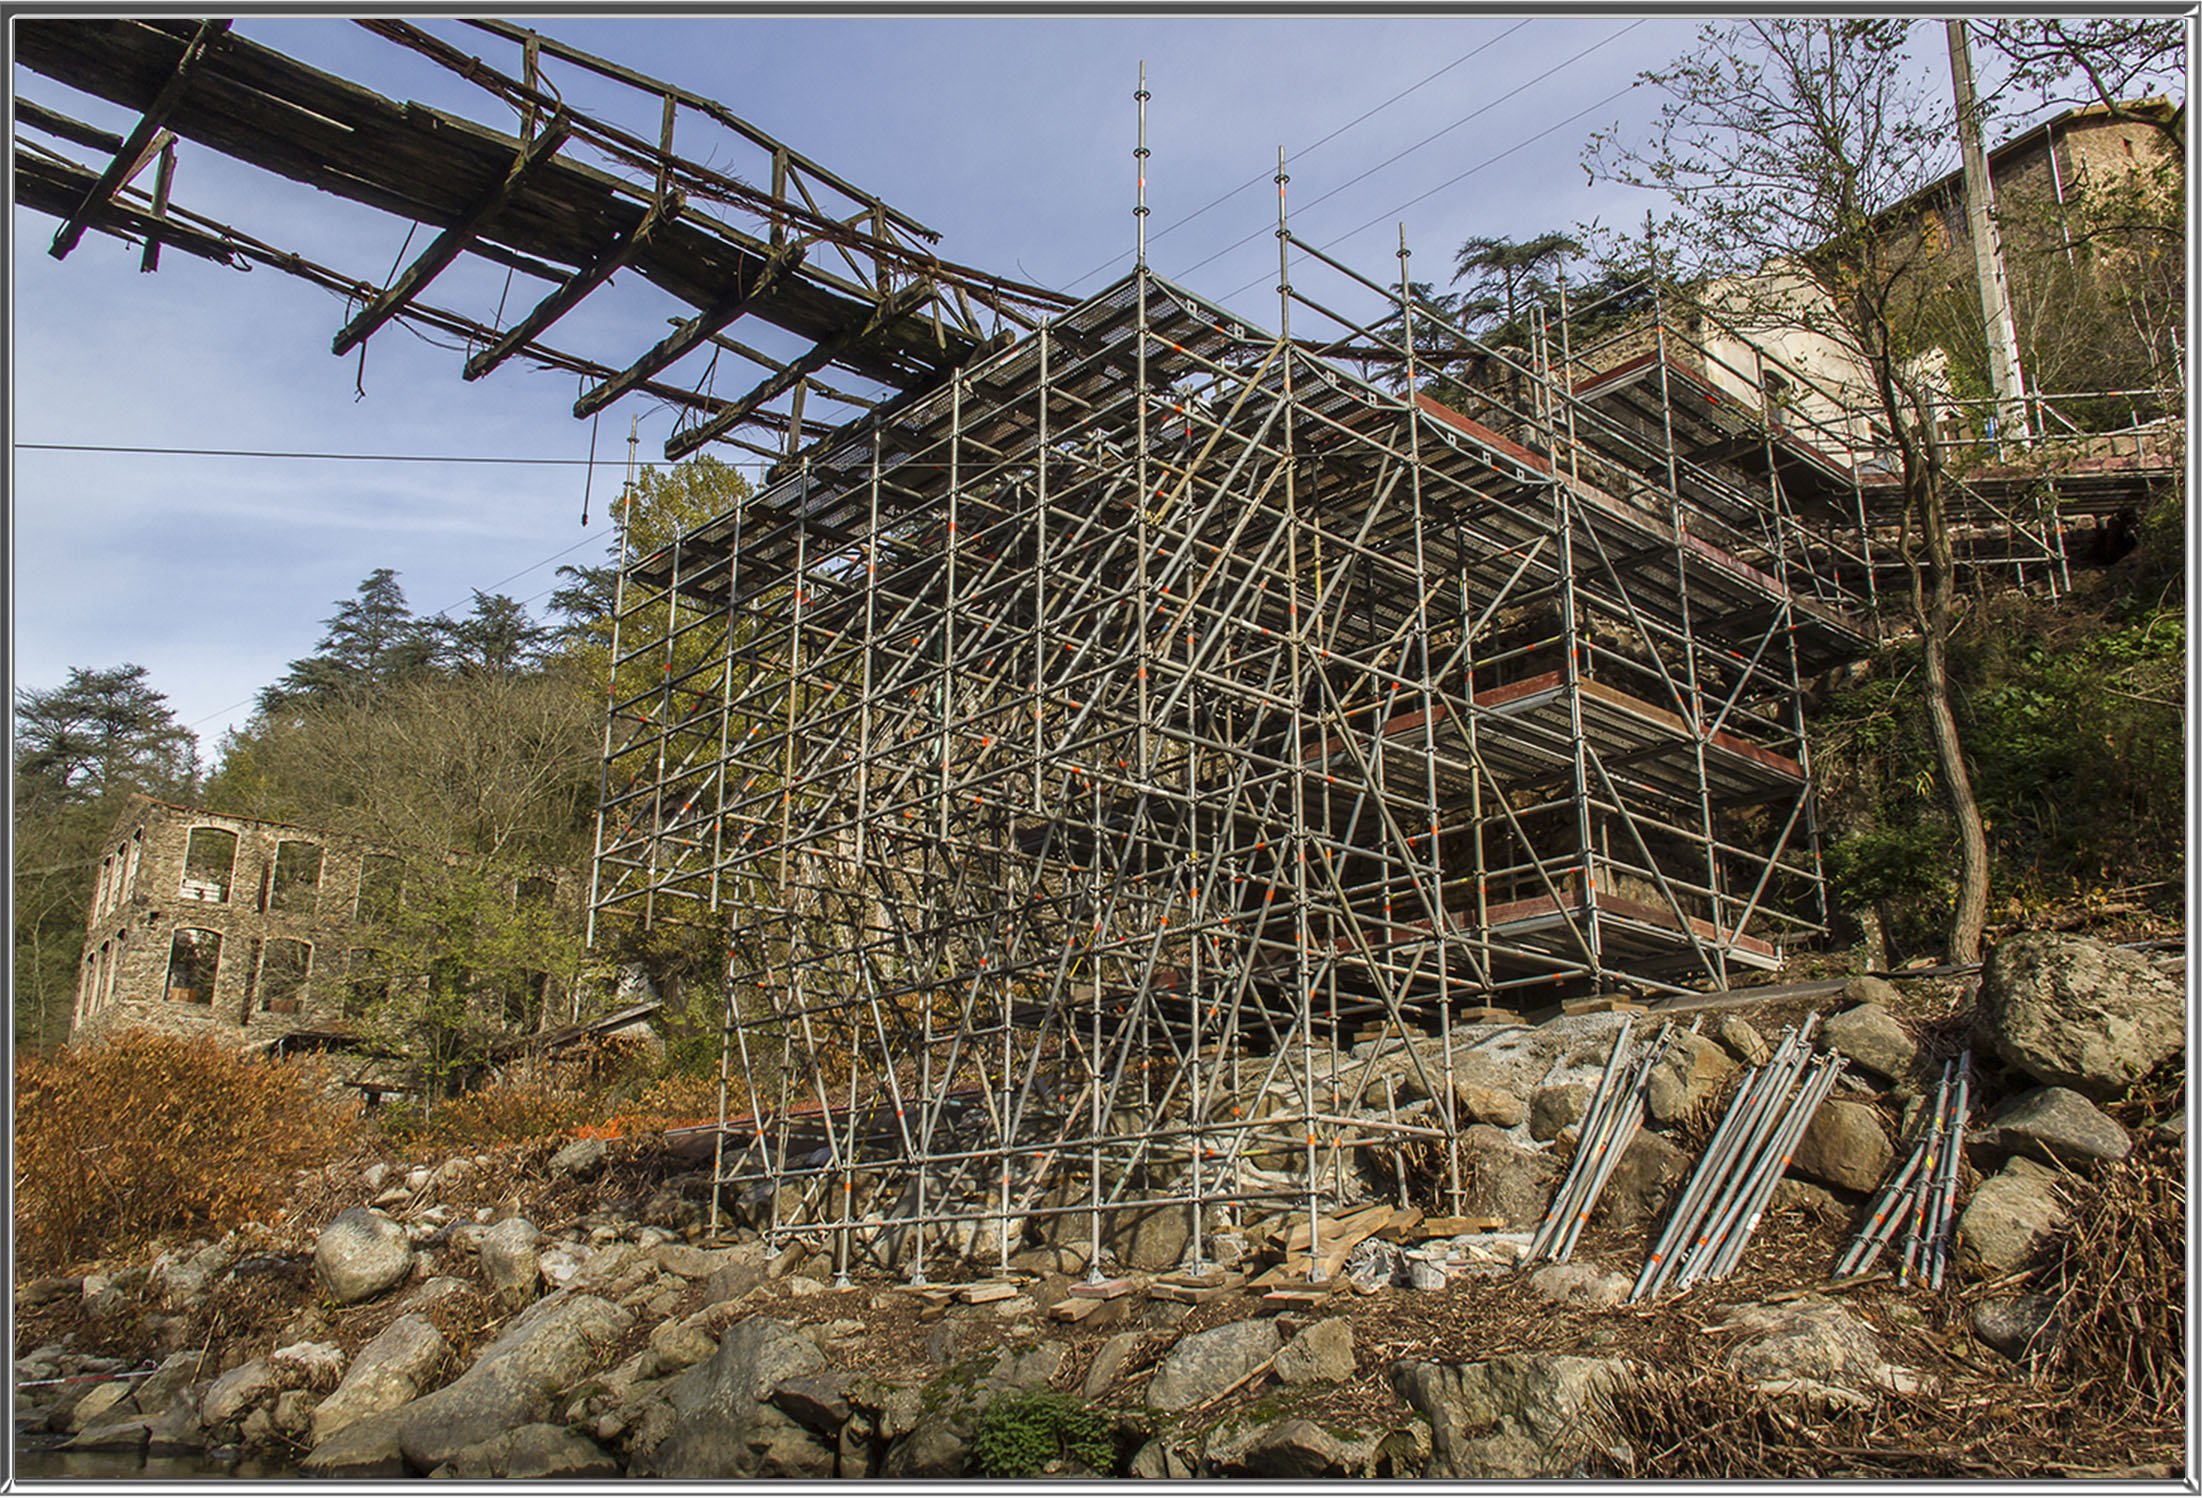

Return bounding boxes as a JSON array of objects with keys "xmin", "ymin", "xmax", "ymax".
[
  {"xmin": 1456, "ymin": 1006, "xmax": 1519, "ymax": 1024},
  {"xmin": 1563, "ymin": 994, "xmax": 1648, "ymax": 1016},
  {"xmin": 1152, "ymin": 1280, "xmax": 1243, "ymax": 1305},
  {"xmin": 1420, "ymin": 1215, "xmax": 1506, "ymax": 1237},
  {"xmin": 958, "ymin": 1281, "xmax": 1017, "ymax": 1304},
  {"xmin": 1072, "ymin": 1276, "xmax": 1136, "ymax": 1300},
  {"xmin": 1156, "ymin": 1268, "xmax": 1242, "ymax": 1290},
  {"xmin": 1260, "ymin": 1283, "xmax": 1335, "ymax": 1311},
  {"xmin": 1049, "ymin": 1297, "xmax": 1107, "ymax": 1323},
  {"xmin": 1374, "ymin": 1207, "xmax": 1426, "ymax": 1242}
]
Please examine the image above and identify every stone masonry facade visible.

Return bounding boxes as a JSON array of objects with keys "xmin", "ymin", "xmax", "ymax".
[{"xmin": 69, "ymin": 795, "xmax": 568, "ymax": 1052}]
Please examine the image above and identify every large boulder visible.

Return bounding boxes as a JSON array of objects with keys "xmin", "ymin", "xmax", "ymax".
[
  {"xmin": 311, "ymin": 1314, "xmax": 450, "ymax": 1446},
  {"xmin": 1460, "ymin": 1125, "xmax": 1561, "ymax": 1230},
  {"xmin": 1988, "ymin": 1086, "xmax": 2132, "ymax": 1168},
  {"xmin": 1973, "ymin": 1294, "xmax": 2060, "ymax": 1360},
  {"xmin": 315, "ymin": 1209, "xmax": 415, "ymax": 1305},
  {"xmin": 1527, "ymin": 1262, "xmax": 1630, "ymax": 1310},
  {"xmin": 1529, "ymin": 1084, "xmax": 1590, "ymax": 1142},
  {"xmin": 394, "ymin": 1292, "xmax": 632, "ymax": 1472},
  {"xmin": 1716, "ymin": 1017, "xmax": 1772, "ymax": 1067},
  {"xmin": 1274, "ymin": 1318, "xmax": 1355, "ymax": 1385},
  {"xmin": 1645, "ymin": 1031, "xmax": 1736, "ymax": 1126},
  {"xmin": 1145, "ymin": 1317, "xmax": 1280, "ymax": 1411},
  {"xmin": 1596, "ymin": 1130, "xmax": 1690, "ymax": 1232},
  {"xmin": 478, "ymin": 1219, "xmax": 543, "ymax": 1308},
  {"xmin": 642, "ymin": 1317, "xmax": 835, "ymax": 1478},
  {"xmin": 1789, "ymin": 1101, "xmax": 1893, "ymax": 1193},
  {"xmin": 200, "ymin": 1358, "xmax": 277, "ymax": 1429},
  {"xmin": 1722, "ymin": 1299, "xmax": 1916, "ymax": 1402},
  {"xmin": 299, "ymin": 1408, "xmax": 410, "ymax": 1478},
  {"xmin": 1820, "ymin": 1005, "xmax": 1919, "ymax": 1085},
  {"xmin": 1975, "ymin": 933, "xmax": 2183, "ymax": 1098},
  {"xmin": 438, "ymin": 1422, "xmax": 621, "ymax": 1479},
  {"xmin": 1957, "ymin": 1163, "xmax": 2066, "ymax": 1273},
  {"xmin": 1394, "ymin": 1353, "xmax": 1629, "ymax": 1478},
  {"xmin": 1204, "ymin": 1416, "xmax": 1381, "ymax": 1477}
]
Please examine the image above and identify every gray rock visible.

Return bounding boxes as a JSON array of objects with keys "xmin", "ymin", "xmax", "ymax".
[
  {"xmin": 984, "ymin": 1343, "xmax": 1066, "ymax": 1392},
  {"xmin": 1529, "ymin": 1084, "xmax": 1591, "ymax": 1142},
  {"xmin": 1821, "ymin": 1004, "xmax": 1918, "ymax": 1083},
  {"xmin": 271, "ymin": 1388, "xmax": 318, "ymax": 1437},
  {"xmin": 1527, "ymin": 1262, "xmax": 1630, "ymax": 1310},
  {"xmin": 1205, "ymin": 1416, "xmax": 1379, "ymax": 1477},
  {"xmin": 1460, "ymin": 1124, "xmax": 1561, "ymax": 1229},
  {"xmin": 395, "ymin": 1275, "xmax": 471, "ymax": 1314},
  {"xmin": 1790, "ymin": 1100, "xmax": 1894, "ymax": 1193},
  {"xmin": 311, "ymin": 1314, "xmax": 450, "ymax": 1446},
  {"xmin": 1770, "ymin": 1178, "xmax": 1845, "ymax": 1224},
  {"xmin": 269, "ymin": 1341, "xmax": 347, "ymax": 1392},
  {"xmin": 1597, "ymin": 1130, "xmax": 1690, "ymax": 1231},
  {"xmin": 1646, "ymin": 1031, "xmax": 1737, "ymax": 1125},
  {"xmin": 769, "ymin": 1372, "xmax": 853, "ymax": 1433},
  {"xmin": 132, "ymin": 1350, "xmax": 207, "ymax": 1420},
  {"xmin": 1840, "ymin": 974, "xmax": 1903, "ymax": 1010},
  {"xmin": 1717, "ymin": 1016, "xmax": 1772, "ymax": 1067},
  {"xmin": 1274, "ymin": 1317, "xmax": 1355, "ymax": 1385},
  {"xmin": 479, "ymin": 1217, "xmax": 543, "ymax": 1307},
  {"xmin": 648, "ymin": 1310, "xmax": 720, "ymax": 1375},
  {"xmin": 301, "ymin": 1410, "xmax": 411, "ymax": 1478},
  {"xmin": 1973, "ymin": 1294, "xmax": 2060, "ymax": 1360},
  {"xmin": 314, "ymin": 1209, "xmax": 416, "ymax": 1304},
  {"xmin": 1976, "ymin": 932, "xmax": 2184, "ymax": 1097},
  {"xmin": 1990, "ymin": 1086, "xmax": 2132, "ymax": 1168},
  {"xmin": 1394, "ymin": 1353, "xmax": 1630, "ymax": 1478},
  {"xmin": 1456, "ymin": 1083, "xmax": 1528, "ymax": 1129},
  {"xmin": 644, "ymin": 1317, "xmax": 834, "ymax": 1478},
  {"xmin": 62, "ymin": 1411, "xmax": 153, "ymax": 1454},
  {"xmin": 651, "ymin": 1241, "xmax": 725, "ymax": 1280},
  {"xmin": 1145, "ymin": 1317, "xmax": 1280, "ymax": 1411},
  {"xmin": 881, "ymin": 1413, "xmax": 970, "ymax": 1478},
  {"xmin": 1723, "ymin": 1299, "xmax": 1918, "ymax": 1402},
  {"xmin": 21, "ymin": 1275, "xmax": 82, "ymax": 1307},
  {"xmin": 68, "ymin": 1380, "xmax": 137, "ymax": 1433},
  {"xmin": 550, "ymin": 1137, "xmax": 609, "ymax": 1181},
  {"xmin": 1958, "ymin": 1166, "xmax": 2067, "ymax": 1273},
  {"xmin": 1081, "ymin": 1331, "xmax": 1142, "ymax": 1399},
  {"xmin": 441, "ymin": 1422, "xmax": 621, "ymax": 1479},
  {"xmin": 394, "ymin": 1291, "xmax": 633, "ymax": 1472},
  {"xmin": 200, "ymin": 1358, "xmax": 276, "ymax": 1429},
  {"xmin": 1109, "ymin": 1204, "xmax": 1192, "ymax": 1272}
]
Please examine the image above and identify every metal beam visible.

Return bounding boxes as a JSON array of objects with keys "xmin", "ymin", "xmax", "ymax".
[
  {"xmin": 49, "ymin": 18, "xmax": 225, "ymax": 260},
  {"xmin": 464, "ymin": 190, "xmax": 683, "ymax": 382},
  {"xmin": 665, "ymin": 277, "xmax": 933, "ymax": 460},
  {"xmin": 574, "ymin": 239, "xmax": 807, "ymax": 419},
  {"xmin": 332, "ymin": 115, "xmax": 573, "ymax": 357}
]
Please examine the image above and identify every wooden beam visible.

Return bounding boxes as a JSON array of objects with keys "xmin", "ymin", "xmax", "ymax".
[
  {"xmin": 138, "ymin": 136, "xmax": 177, "ymax": 273},
  {"xmin": 464, "ymin": 189, "xmax": 683, "ymax": 382},
  {"xmin": 331, "ymin": 115, "xmax": 572, "ymax": 357},
  {"xmin": 765, "ymin": 328, "xmax": 1014, "ymax": 484},
  {"xmin": 16, "ymin": 98, "xmax": 124, "ymax": 155},
  {"xmin": 666, "ymin": 277, "xmax": 933, "ymax": 460},
  {"xmin": 573, "ymin": 239, "xmax": 806, "ymax": 419},
  {"xmin": 49, "ymin": 18, "xmax": 226, "ymax": 260}
]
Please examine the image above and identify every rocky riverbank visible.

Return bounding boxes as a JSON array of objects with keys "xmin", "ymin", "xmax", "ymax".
[{"xmin": 14, "ymin": 933, "xmax": 2184, "ymax": 1479}]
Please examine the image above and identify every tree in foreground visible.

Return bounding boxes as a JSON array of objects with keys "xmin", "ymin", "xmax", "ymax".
[{"xmin": 1586, "ymin": 19, "xmax": 1995, "ymax": 962}]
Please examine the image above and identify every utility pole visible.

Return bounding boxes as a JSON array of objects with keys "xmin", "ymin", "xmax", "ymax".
[{"xmin": 1945, "ymin": 19, "xmax": 2031, "ymax": 447}]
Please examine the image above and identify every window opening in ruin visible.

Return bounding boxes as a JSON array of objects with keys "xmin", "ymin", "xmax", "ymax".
[
  {"xmin": 344, "ymin": 948, "xmax": 388, "ymax": 1019},
  {"xmin": 125, "ymin": 829, "xmax": 143, "ymax": 903},
  {"xmin": 258, "ymin": 938, "xmax": 311, "ymax": 1015},
  {"xmin": 270, "ymin": 840, "xmax": 325, "ymax": 914},
  {"xmin": 356, "ymin": 853, "xmax": 403, "ymax": 926},
  {"xmin": 99, "ymin": 855, "xmax": 116, "ymax": 916},
  {"xmin": 102, "ymin": 935, "xmax": 125, "ymax": 1009},
  {"xmin": 181, "ymin": 827, "xmax": 239, "ymax": 902},
  {"xmin": 166, "ymin": 928, "xmax": 222, "ymax": 1004}
]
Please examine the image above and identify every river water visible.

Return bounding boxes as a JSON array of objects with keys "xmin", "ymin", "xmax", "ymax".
[{"xmin": 15, "ymin": 1440, "xmax": 299, "ymax": 1481}]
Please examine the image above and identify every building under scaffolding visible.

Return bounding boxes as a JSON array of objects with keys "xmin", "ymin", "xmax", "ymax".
[{"xmin": 585, "ymin": 196, "xmax": 1909, "ymax": 1274}]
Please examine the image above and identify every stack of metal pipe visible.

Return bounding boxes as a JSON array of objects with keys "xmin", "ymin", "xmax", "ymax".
[
  {"xmin": 1528, "ymin": 1017, "xmax": 1674, "ymax": 1264},
  {"xmin": 1835, "ymin": 1050, "xmax": 1970, "ymax": 1290},
  {"xmin": 1629, "ymin": 1016, "xmax": 1844, "ymax": 1301}
]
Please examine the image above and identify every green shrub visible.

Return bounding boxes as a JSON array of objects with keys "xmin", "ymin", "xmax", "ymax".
[{"xmin": 971, "ymin": 1388, "xmax": 1114, "ymax": 1477}]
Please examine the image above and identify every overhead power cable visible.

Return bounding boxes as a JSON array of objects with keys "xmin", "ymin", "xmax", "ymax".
[
  {"xmin": 1174, "ymin": 20, "xmax": 1645, "ymax": 286},
  {"xmin": 1058, "ymin": 20, "xmax": 1531, "ymax": 293},
  {"xmin": 20, "ymin": 442, "xmax": 608, "ymax": 466}
]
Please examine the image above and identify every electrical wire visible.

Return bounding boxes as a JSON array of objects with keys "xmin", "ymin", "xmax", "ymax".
[
  {"xmin": 1171, "ymin": 20, "xmax": 1645, "ymax": 286},
  {"xmin": 1058, "ymin": 21, "xmax": 1531, "ymax": 293},
  {"xmin": 19, "ymin": 442, "xmax": 607, "ymax": 466}
]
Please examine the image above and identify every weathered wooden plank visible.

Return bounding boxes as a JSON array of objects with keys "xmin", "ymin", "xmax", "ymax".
[
  {"xmin": 16, "ymin": 98, "xmax": 124, "ymax": 154},
  {"xmin": 574, "ymin": 239, "xmax": 806, "ymax": 418},
  {"xmin": 464, "ymin": 190, "xmax": 681, "ymax": 382},
  {"xmin": 49, "ymin": 19, "xmax": 225, "ymax": 260},
  {"xmin": 331, "ymin": 116, "xmax": 573, "ymax": 357},
  {"xmin": 664, "ymin": 276, "xmax": 934, "ymax": 459}
]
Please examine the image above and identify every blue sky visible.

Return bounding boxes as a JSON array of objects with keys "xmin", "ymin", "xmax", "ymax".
[{"xmin": 7, "ymin": 15, "xmax": 2152, "ymax": 757}]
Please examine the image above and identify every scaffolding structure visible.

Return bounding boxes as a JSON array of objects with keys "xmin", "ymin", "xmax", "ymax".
[{"xmin": 587, "ymin": 158, "xmax": 1900, "ymax": 1273}]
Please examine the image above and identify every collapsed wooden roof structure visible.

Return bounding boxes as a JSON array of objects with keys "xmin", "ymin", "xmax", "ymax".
[{"xmin": 13, "ymin": 17, "xmax": 1073, "ymax": 466}]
